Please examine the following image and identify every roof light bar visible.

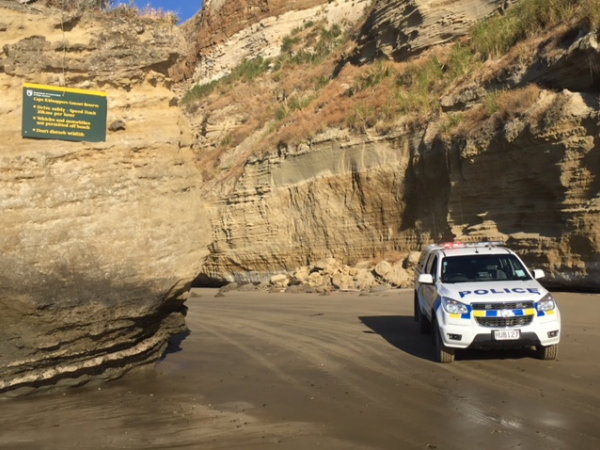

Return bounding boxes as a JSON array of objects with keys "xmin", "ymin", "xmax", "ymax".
[
  {"xmin": 440, "ymin": 241, "xmax": 504, "ymax": 249},
  {"xmin": 442, "ymin": 242, "xmax": 464, "ymax": 249}
]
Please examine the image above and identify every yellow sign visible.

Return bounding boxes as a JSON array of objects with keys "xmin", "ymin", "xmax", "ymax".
[{"xmin": 22, "ymin": 83, "xmax": 108, "ymax": 142}]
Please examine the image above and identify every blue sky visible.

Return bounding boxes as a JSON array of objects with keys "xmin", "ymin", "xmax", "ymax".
[{"xmin": 129, "ymin": 1, "xmax": 203, "ymax": 23}]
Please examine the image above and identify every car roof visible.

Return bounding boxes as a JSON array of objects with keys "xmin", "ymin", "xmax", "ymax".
[
  {"xmin": 423, "ymin": 241, "xmax": 513, "ymax": 257},
  {"xmin": 440, "ymin": 247, "xmax": 512, "ymax": 257}
]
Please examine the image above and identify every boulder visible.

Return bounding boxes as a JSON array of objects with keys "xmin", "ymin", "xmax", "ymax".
[
  {"xmin": 373, "ymin": 261, "xmax": 393, "ymax": 278},
  {"xmin": 270, "ymin": 274, "xmax": 290, "ymax": 288}
]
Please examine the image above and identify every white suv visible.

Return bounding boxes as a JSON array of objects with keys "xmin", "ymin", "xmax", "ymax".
[{"xmin": 414, "ymin": 241, "xmax": 560, "ymax": 363}]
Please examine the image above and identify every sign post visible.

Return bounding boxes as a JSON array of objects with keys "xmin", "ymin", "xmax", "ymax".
[{"xmin": 22, "ymin": 83, "xmax": 108, "ymax": 142}]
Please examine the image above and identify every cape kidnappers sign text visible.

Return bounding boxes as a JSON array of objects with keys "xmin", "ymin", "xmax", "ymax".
[{"xmin": 22, "ymin": 83, "xmax": 107, "ymax": 142}]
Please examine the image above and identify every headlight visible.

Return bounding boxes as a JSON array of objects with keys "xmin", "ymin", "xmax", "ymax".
[
  {"xmin": 441, "ymin": 297, "xmax": 469, "ymax": 315},
  {"xmin": 537, "ymin": 293, "xmax": 556, "ymax": 312}
]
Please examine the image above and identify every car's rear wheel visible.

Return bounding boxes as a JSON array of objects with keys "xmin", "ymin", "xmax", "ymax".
[
  {"xmin": 433, "ymin": 317, "xmax": 455, "ymax": 363},
  {"xmin": 415, "ymin": 293, "xmax": 431, "ymax": 334},
  {"xmin": 536, "ymin": 344, "xmax": 558, "ymax": 360},
  {"xmin": 413, "ymin": 291, "xmax": 419, "ymax": 322}
]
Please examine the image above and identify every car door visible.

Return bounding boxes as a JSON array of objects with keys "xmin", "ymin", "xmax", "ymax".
[{"xmin": 421, "ymin": 253, "xmax": 439, "ymax": 320}]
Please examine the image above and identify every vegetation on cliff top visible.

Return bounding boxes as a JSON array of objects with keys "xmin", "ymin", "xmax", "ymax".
[{"xmin": 41, "ymin": 0, "xmax": 179, "ymax": 23}]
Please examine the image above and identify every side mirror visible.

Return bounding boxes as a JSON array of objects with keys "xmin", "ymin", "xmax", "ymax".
[
  {"xmin": 418, "ymin": 273, "xmax": 434, "ymax": 285},
  {"xmin": 532, "ymin": 269, "xmax": 545, "ymax": 280}
]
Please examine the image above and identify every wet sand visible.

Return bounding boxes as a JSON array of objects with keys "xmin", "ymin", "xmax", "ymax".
[{"xmin": 1, "ymin": 289, "xmax": 599, "ymax": 450}]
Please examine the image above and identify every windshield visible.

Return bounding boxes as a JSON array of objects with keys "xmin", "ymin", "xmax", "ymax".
[{"xmin": 441, "ymin": 254, "xmax": 531, "ymax": 283}]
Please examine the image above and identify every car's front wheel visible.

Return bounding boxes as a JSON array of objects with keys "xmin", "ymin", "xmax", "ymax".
[
  {"xmin": 536, "ymin": 344, "xmax": 558, "ymax": 360},
  {"xmin": 415, "ymin": 293, "xmax": 431, "ymax": 334},
  {"xmin": 433, "ymin": 317, "xmax": 455, "ymax": 363}
]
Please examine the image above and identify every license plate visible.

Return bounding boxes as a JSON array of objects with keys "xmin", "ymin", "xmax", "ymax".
[{"xmin": 493, "ymin": 329, "xmax": 521, "ymax": 340}]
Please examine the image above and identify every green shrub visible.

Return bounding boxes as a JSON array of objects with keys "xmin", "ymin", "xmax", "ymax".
[
  {"xmin": 182, "ymin": 80, "xmax": 219, "ymax": 104},
  {"xmin": 275, "ymin": 106, "xmax": 288, "ymax": 121},
  {"xmin": 483, "ymin": 90, "xmax": 502, "ymax": 116},
  {"xmin": 229, "ymin": 56, "xmax": 272, "ymax": 83},
  {"xmin": 315, "ymin": 75, "xmax": 331, "ymax": 90},
  {"xmin": 281, "ymin": 36, "xmax": 301, "ymax": 53},
  {"xmin": 288, "ymin": 95, "xmax": 316, "ymax": 112},
  {"xmin": 354, "ymin": 60, "xmax": 393, "ymax": 92},
  {"xmin": 439, "ymin": 113, "xmax": 464, "ymax": 135},
  {"xmin": 277, "ymin": 23, "xmax": 347, "ymax": 68},
  {"xmin": 346, "ymin": 104, "xmax": 378, "ymax": 130},
  {"xmin": 445, "ymin": 44, "xmax": 477, "ymax": 80},
  {"xmin": 285, "ymin": 49, "xmax": 320, "ymax": 65},
  {"xmin": 183, "ymin": 56, "xmax": 271, "ymax": 105},
  {"xmin": 470, "ymin": 0, "xmax": 584, "ymax": 59},
  {"xmin": 320, "ymin": 23, "xmax": 342, "ymax": 41},
  {"xmin": 395, "ymin": 89, "xmax": 434, "ymax": 115}
]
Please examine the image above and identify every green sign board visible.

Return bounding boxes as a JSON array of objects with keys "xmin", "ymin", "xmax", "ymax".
[{"xmin": 22, "ymin": 83, "xmax": 107, "ymax": 142}]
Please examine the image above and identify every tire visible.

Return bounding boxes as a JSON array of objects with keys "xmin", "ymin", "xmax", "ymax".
[
  {"xmin": 536, "ymin": 344, "xmax": 558, "ymax": 360},
  {"xmin": 433, "ymin": 317, "xmax": 455, "ymax": 363},
  {"xmin": 413, "ymin": 291, "xmax": 419, "ymax": 322},
  {"xmin": 415, "ymin": 293, "xmax": 431, "ymax": 334}
]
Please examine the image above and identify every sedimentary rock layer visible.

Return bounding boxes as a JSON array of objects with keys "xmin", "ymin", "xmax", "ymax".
[
  {"xmin": 351, "ymin": 0, "xmax": 517, "ymax": 63},
  {"xmin": 184, "ymin": 0, "xmax": 370, "ymax": 82},
  {"xmin": 0, "ymin": 4, "xmax": 209, "ymax": 392},
  {"xmin": 196, "ymin": 24, "xmax": 600, "ymax": 290}
]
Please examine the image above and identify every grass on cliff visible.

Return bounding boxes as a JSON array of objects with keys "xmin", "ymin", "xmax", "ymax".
[
  {"xmin": 277, "ymin": 23, "xmax": 344, "ymax": 67},
  {"xmin": 183, "ymin": 56, "xmax": 272, "ymax": 104},
  {"xmin": 187, "ymin": 0, "xmax": 600, "ymax": 180},
  {"xmin": 457, "ymin": 84, "xmax": 543, "ymax": 137},
  {"xmin": 183, "ymin": 21, "xmax": 346, "ymax": 105},
  {"xmin": 42, "ymin": 0, "xmax": 111, "ymax": 9},
  {"xmin": 471, "ymin": 0, "xmax": 600, "ymax": 58},
  {"xmin": 41, "ymin": 0, "xmax": 179, "ymax": 24}
]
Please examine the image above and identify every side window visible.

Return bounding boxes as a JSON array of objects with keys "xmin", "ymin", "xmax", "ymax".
[
  {"xmin": 417, "ymin": 252, "xmax": 428, "ymax": 271},
  {"xmin": 426, "ymin": 255, "xmax": 438, "ymax": 279},
  {"xmin": 422, "ymin": 253, "xmax": 432, "ymax": 273}
]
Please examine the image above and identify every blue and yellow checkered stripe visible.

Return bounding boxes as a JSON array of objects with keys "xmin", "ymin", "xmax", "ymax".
[
  {"xmin": 470, "ymin": 308, "xmax": 537, "ymax": 319},
  {"xmin": 445, "ymin": 305, "xmax": 553, "ymax": 320}
]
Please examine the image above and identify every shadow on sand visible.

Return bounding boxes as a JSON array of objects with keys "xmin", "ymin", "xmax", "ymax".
[
  {"xmin": 161, "ymin": 330, "xmax": 191, "ymax": 360},
  {"xmin": 359, "ymin": 315, "xmax": 534, "ymax": 362}
]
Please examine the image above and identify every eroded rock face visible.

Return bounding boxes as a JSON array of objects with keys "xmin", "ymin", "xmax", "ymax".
[
  {"xmin": 0, "ymin": 4, "xmax": 209, "ymax": 392},
  {"xmin": 196, "ymin": 0, "xmax": 327, "ymax": 47},
  {"xmin": 445, "ymin": 95, "xmax": 600, "ymax": 289},
  {"xmin": 201, "ymin": 129, "xmax": 422, "ymax": 284},
  {"xmin": 197, "ymin": 25, "xmax": 600, "ymax": 290},
  {"xmin": 350, "ymin": 0, "xmax": 517, "ymax": 63},
  {"xmin": 183, "ymin": 0, "xmax": 370, "ymax": 82}
]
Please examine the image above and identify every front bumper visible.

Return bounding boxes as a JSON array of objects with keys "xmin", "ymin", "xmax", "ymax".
[{"xmin": 436, "ymin": 308, "xmax": 561, "ymax": 350}]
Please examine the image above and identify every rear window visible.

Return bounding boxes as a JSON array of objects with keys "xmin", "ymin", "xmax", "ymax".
[{"xmin": 441, "ymin": 254, "xmax": 531, "ymax": 283}]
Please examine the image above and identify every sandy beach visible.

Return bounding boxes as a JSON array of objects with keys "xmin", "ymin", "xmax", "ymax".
[{"xmin": 1, "ymin": 288, "xmax": 598, "ymax": 450}]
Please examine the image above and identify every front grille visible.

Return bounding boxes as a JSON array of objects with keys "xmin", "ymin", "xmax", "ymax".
[
  {"xmin": 476, "ymin": 316, "xmax": 534, "ymax": 328},
  {"xmin": 471, "ymin": 301, "xmax": 534, "ymax": 311}
]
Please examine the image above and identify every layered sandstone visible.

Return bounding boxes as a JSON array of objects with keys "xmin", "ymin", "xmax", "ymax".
[
  {"xmin": 183, "ymin": 0, "xmax": 370, "ymax": 82},
  {"xmin": 3, "ymin": 0, "xmax": 600, "ymax": 395},
  {"xmin": 350, "ymin": 0, "xmax": 518, "ymax": 63},
  {"xmin": 191, "ymin": 10, "xmax": 600, "ymax": 290},
  {"xmin": 0, "ymin": 3, "xmax": 210, "ymax": 392}
]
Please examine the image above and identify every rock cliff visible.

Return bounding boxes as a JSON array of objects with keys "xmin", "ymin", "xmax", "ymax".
[
  {"xmin": 350, "ymin": 0, "xmax": 519, "ymax": 63},
  {"xmin": 0, "ymin": 1, "xmax": 210, "ymax": 392},
  {"xmin": 183, "ymin": 0, "xmax": 371, "ymax": 82},
  {"xmin": 185, "ymin": 0, "xmax": 600, "ymax": 291},
  {"xmin": 2, "ymin": 0, "xmax": 600, "ymax": 393}
]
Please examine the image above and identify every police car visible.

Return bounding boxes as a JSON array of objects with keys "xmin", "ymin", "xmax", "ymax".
[{"xmin": 414, "ymin": 241, "xmax": 560, "ymax": 363}]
